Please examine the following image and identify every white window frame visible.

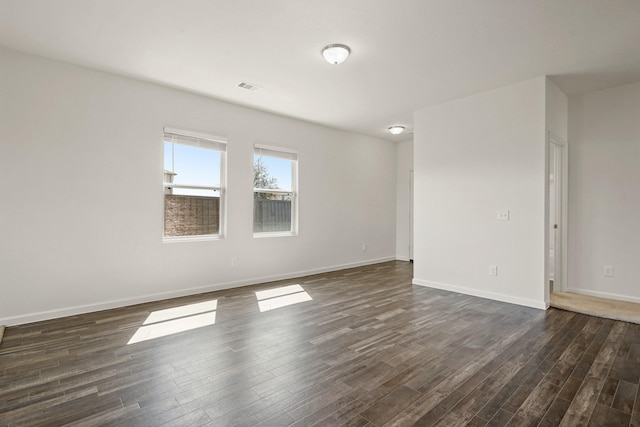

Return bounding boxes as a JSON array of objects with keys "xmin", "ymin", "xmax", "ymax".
[
  {"xmin": 163, "ymin": 127, "xmax": 227, "ymax": 242},
  {"xmin": 253, "ymin": 144, "xmax": 298, "ymax": 238}
]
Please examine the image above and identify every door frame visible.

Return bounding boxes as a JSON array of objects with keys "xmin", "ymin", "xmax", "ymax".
[
  {"xmin": 547, "ymin": 132, "xmax": 568, "ymax": 299},
  {"xmin": 409, "ymin": 170, "xmax": 414, "ymax": 262}
]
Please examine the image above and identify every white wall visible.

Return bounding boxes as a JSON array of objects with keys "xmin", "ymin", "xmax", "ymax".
[
  {"xmin": 413, "ymin": 77, "xmax": 548, "ymax": 309},
  {"xmin": 0, "ymin": 47, "xmax": 398, "ymax": 325},
  {"xmin": 568, "ymin": 81, "xmax": 640, "ymax": 303},
  {"xmin": 395, "ymin": 139, "xmax": 413, "ymax": 261},
  {"xmin": 546, "ymin": 79, "xmax": 569, "ymax": 139}
]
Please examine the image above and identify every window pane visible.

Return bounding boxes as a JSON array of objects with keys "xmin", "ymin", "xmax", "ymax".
[
  {"xmin": 164, "ymin": 142, "xmax": 220, "ymax": 187},
  {"xmin": 164, "ymin": 138, "xmax": 223, "ymax": 238},
  {"xmin": 253, "ymin": 150, "xmax": 296, "ymax": 235},
  {"xmin": 165, "ymin": 192, "xmax": 220, "ymax": 237},
  {"xmin": 253, "ymin": 192, "xmax": 292, "ymax": 233},
  {"xmin": 254, "ymin": 155, "xmax": 291, "ymax": 191}
]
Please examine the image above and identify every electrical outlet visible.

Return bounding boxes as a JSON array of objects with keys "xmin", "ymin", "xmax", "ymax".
[
  {"xmin": 603, "ymin": 265, "xmax": 614, "ymax": 277},
  {"xmin": 489, "ymin": 265, "xmax": 498, "ymax": 276},
  {"xmin": 496, "ymin": 210, "xmax": 510, "ymax": 221},
  {"xmin": 231, "ymin": 258, "xmax": 238, "ymax": 267},
  {"xmin": 361, "ymin": 243, "xmax": 367, "ymax": 252}
]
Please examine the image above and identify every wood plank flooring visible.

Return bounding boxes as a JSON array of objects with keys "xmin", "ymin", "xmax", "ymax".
[{"xmin": 1, "ymin": 261, "xmax": 640, "ymax": 426}]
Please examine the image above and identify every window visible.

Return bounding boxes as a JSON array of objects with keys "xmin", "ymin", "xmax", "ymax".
[
  {"xmin": 163, "ymin": 128, "xmax": 226, "ymax": 240},
  {"xmin": 253, "ymin": 145, "xmax": 298, "ymax": 236}
]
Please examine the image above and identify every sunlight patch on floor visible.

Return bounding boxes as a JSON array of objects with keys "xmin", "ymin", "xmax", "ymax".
[
  {"xmin": 128, "ymin": 299, "xmax": 218, "ymax": 344},
  {"xmin": 143, "ymin": 300, "xmax": 218, "ymax": 325},
  {"xmin": 255, "ymin": 284, "xmax": 312, "ymax": 312}
]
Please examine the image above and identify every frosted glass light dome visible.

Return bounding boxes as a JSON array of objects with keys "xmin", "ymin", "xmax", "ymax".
[{"xmin": 322, "ymin": 44, "xmax": 350, "ymax": 65}]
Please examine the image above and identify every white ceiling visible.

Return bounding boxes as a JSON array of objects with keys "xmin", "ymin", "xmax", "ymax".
[{"xmin": 1, "ymin": 0, "xmax": 640, "ymax": 142}]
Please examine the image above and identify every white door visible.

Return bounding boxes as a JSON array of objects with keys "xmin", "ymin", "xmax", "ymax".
[
  {"xmin": 409, "ymin": 170, "xmax": 414, "ymax": 261},
  {"xmin": 548, "ymin": 147, "xmax": 557, "ymax": 285},
  {"xmin": 548, "ymin": 137, "xmax": 565, "ymax": 292}
]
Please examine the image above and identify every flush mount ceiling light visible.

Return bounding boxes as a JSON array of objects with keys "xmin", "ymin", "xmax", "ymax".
[
  {"xmin": 322, "ymin": 44, "xmax": 351, "ymax": 65},
  {"xmin": 388, "ymin": 126, "xmax": 405, "ymax": 135}
]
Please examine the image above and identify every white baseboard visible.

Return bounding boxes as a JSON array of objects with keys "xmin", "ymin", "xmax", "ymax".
[
  {"xmin": 412, "ymin": 278, "xmax": 548, "ymax": 310},
  {"xmin": 565, "ymin": 287, "xmax": 640, "ymax": 305},
  {"xmin": 0, "ymin": 256, "xmax": 397, "ymax": 326},
  {"xmin": 395, "ymin": 256, "xmax": 411, "ymax": 262}
]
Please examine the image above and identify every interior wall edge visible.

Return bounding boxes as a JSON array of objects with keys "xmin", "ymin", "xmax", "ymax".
[
  {"xmin": 1, "ymin": 256, "xmax": 397, "ymax": 327},
  {"xmin": 565, "ymin": 287, "xmax": 640, "ymax": 305},
  {"xmin": 412, "ymin": 278, "xmax": 548, "ymax": 310}
]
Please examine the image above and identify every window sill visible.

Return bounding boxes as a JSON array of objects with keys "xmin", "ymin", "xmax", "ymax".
[
  {"xmin": 253, "ymin": 231, "xmax": 297, "ymax": 239},
  {"xmin": 163, "ymin": 235, "xmax": 223, "ymax": 243}
]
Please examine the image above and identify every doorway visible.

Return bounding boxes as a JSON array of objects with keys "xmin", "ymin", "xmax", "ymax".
[
  {"xmin": 548, "ymin": 133, "xmax": 567, "ymax": 295},
  {"xmin": 409, "ymin": 170, "xmax": 414, "ymax": 262}
]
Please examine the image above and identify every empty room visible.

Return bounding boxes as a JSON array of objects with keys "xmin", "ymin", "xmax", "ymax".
[{"xmin": 1, "ymin": 1, "xmax": 640, "ymax": 426}]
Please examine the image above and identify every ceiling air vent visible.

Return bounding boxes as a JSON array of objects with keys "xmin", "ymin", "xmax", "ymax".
[{"xmin": 237, "ymin": 81, "xmax": 261, "ymax": 91}]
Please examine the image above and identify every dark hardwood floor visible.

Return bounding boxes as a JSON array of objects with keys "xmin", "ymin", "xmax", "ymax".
[{"xmin": 1, "ymin": 261, "xmax": 640, "ymax": 426}]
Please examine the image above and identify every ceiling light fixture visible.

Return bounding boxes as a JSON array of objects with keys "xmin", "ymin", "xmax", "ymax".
[
  {"xmin": 388, "ymin": 126, "xmax": 405, "ymax": 135},
  {"xmin": 322, "ymin": 44, "xmax": 351, "ymax": 65}
]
